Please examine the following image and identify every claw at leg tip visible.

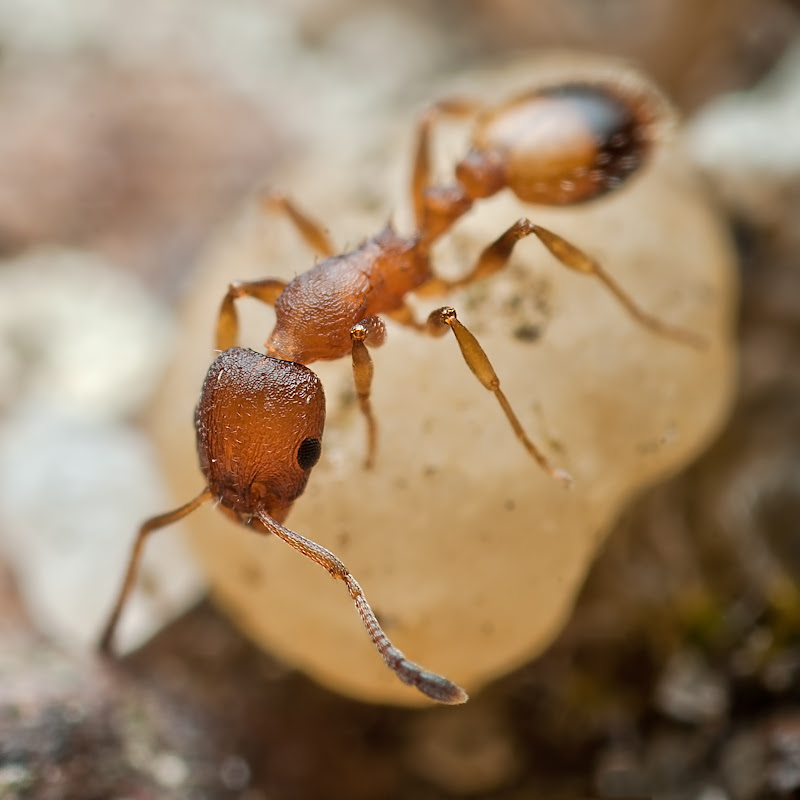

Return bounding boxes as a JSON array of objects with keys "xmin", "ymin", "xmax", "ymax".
[{"xmin": 553, "ymin": 468, "xmax": 574, "ymax": 487}]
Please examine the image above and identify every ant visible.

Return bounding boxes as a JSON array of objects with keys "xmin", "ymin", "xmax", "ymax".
[{"xmin": 99, "ymin": 79, "xmax": 703, "ymax": 704}]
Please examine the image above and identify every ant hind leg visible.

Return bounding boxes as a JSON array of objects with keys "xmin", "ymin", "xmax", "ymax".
[
  {"xmin": 527, "ymin": 224, "xmax": 706, "ymax": 348},
  {"xmin": 422, "ymin": 218, "xmax": 705, "ymax": 348},
  {"xmin": 411, "ymin": 98, "xmax": 479, "ymax": 229},
  {"xmin": 418, "ymin": 217, "xmax": 537, "ymax": 296}
]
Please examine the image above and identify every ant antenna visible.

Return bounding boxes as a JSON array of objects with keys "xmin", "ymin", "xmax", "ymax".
[{"xmin": 255, "ymin": 508, "xmax": 468, "ymax": 704}]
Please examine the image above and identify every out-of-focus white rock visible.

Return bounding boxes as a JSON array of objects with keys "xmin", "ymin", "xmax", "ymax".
[
  {"xmin": 0, "ymin": 249, "xmax": 203, "ymax": 650},
  {"xmin": 0, "ymin": 250, "xmax": 171, "ymax": 421},
  {"xmin": 688, "ymin": 37, "xmax": 800, "ymax": 233},
  {"xmin": 150, "ymin": 55, "xmax": 738, "ymax": 705}
]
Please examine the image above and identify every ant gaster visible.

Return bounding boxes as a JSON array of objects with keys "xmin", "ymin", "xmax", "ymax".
[{"xmin": 99, "ymin": 80, "xmax": 704, "ymax": 704}]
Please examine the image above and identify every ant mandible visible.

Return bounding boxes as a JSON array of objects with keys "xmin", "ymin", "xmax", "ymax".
[{"xmin": 99, "ymin": 80, "xmax": 703, "ymax": 704}]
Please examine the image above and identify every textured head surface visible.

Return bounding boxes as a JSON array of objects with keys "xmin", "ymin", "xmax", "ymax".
[{"xmin": 195, "ymin": 348, "xmax": 325, "ymax": 521}]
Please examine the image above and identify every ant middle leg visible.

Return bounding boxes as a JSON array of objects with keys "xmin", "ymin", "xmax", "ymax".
[
  {"xmin": 350, "ymin": 316, "xmax": 387, "ymax": 469},
  {"xmin": 258, "ymin": 192, "xmax": 336, "ymax": 258},
  {"xmin": 386, "ymin": 299, "xmax": 569, "ymax": 483},
  {"xmin": 426, "ymin": 306, "xmax": 572, "ymax": 486}
]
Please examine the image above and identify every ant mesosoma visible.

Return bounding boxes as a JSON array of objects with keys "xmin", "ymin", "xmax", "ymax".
[{"xmin": 99, "ymin": 80, "xmax": 703, "ymax": 704}]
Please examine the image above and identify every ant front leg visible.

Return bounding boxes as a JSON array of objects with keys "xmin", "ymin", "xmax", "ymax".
[
  {"xmin": 427, "ymin": 307, "xmax": 572, "ymax": 486},
  {"xmin": 98, "ymin": 488, "xmax": 212, "ymax": 654},
  {"xmin": 350, "ymin": 316, "xmax": 387, "ymax": 469},
  {"xmin": 216, "ymin": 278, "xmax": 287, "ymax": 351},
  {"xmin": 217, "ymin": 195, "xmax": 338, "ymax": 351}
]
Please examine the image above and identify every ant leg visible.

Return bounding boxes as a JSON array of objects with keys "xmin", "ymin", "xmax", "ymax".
[
  {"xmin": 216, "ymin": 278, "xmax": 287, "ymax": 351},
  {"xmin": 428, "ymin": 218, "xmax": 704, "ymax": 348},
  {"xmin": 255, "ymin": 508, "xmax": 468, "ymax": 704},
  {"xmin": 431, "ymin": 218, "xmax": 539, "ymax": 293},
  {"xmin": 411, "ymin": 99, "xmax": 478, "ymax": 228},
  {"xmin": 218, "ymin": 194, "xmax": 338, "ymax": 351},
  {"xmin": 259, "ymin": 192, "xmax": 336, "ymax": 258},
  {"xmin": 385, "ymin": 302, "xmax": 425, "ymax": 332},
  {"xmin": 419, "ymin": 217, "xmax": 537, "ymax": 296},
  {"xmin": 98, "ymin": 488, "xmax": 213, "ymax": 655},
  {"xmin": 350, "ymin": 317, "xmax": 387, "ymax": 469},
  {"xmin": 527, "ymin": 224, "xmax": 707, "ymax": 348},
  {"xmin": 427, "ymin": 306, "xmax": 572, "ymax": 486}
]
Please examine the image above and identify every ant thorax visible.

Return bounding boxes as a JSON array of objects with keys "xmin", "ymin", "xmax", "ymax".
[{"xmin": 266, "ymin": 226, "xmax": 429, "ymax": 364}]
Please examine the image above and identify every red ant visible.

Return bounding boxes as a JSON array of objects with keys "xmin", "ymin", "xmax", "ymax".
[{"xmin": 99, "ymin": 80, "xmax": 703, "ymax": 704}]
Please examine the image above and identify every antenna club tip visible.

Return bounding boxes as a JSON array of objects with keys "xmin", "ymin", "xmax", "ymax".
[
  {"xmin": 446, "ymin": 686, "xmax": 470, "ymax": 705},
  {"xmin": 418, "ymin": 675, "xmax": 469, "ymax": 704}
]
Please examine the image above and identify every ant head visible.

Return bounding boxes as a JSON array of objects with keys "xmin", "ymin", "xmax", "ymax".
[
  {"xmin": 466, "ymin": 81, "xmax": 660, "ymax": 206},
  {"xmin": 195, "ymin": 347, "xmax": 326, "ymax": 522}
]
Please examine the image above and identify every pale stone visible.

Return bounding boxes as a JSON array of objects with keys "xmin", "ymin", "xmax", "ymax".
[
  {"xmin": 689, "ymin": 38, "xmax": 800, "ymax": 233},
  {"xmin": 150, "ymin": 55, "xmax": 738, "ymax": 705},
  {"xmin": 0, "ymin": 250, "xmax": 204, "ymax": 651}
]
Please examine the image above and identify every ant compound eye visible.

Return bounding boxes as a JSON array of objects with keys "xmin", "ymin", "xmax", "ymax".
[{"xmin": 297, "ymin": 437, "xmax": 322, "ymax": 470}]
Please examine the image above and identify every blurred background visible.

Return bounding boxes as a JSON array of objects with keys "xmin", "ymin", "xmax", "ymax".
[{"xmin": 2, "ymin": 1, "xmax": 800, "ymax": 797}]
